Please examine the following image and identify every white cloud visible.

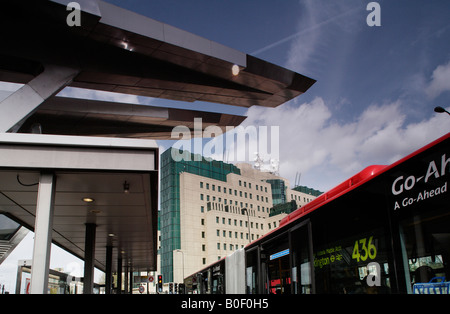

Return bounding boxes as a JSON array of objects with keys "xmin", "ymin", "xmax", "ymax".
[
  {"xmin": 240, "ymin": 98, "xmax": 450, "ymax": 192},
  {"xmin": 426, "ymin": 60, "xmax": 450, "ymax": 99}
]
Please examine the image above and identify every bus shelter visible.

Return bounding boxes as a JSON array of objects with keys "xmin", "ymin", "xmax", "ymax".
[{"xmin": 0, "ymin": 0, "xmax": 314, "ymax": 294}]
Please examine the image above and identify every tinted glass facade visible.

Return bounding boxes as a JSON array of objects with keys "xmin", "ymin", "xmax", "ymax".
[{"xmin": 160, "ymin": 148, "xmax": 240, "ymax": 282}]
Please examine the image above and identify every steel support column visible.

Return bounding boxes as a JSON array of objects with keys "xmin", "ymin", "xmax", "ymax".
[
  {"xmin": 124, "ymin": 265, "xmax": 129, "ymax": 294},
  {"xmin": 83, "ymin": 223, "xmax": 96, "ymax": 294},
  {"xmin": 30, "ymin": 172, "xmax": 56, "ymax": 294},
  {"xmin": 117, "ymin": 257, "xmax": 122, "ymax": 294},
  {"xmin": 105, "ymin": 245, "xmax": 113, "ymax": 294},
  {"xmin": 129, "ymin": 264, "xmax": 133, "ymax": 294}
]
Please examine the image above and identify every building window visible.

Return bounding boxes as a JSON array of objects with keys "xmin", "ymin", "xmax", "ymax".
[
  {"xmin": 200, "ymin": 182, "xmax": 203, "ymax": 188},
  {"xmin": 202, "ymin": 231, "xmax": 205, "ymax": 238},
  {"xmin": 201, "ymin": 219, "xmax": 205, "ymax": 225},
  {"xmin": 202, "ymin": 244, "xmax": 206, "ymax": 251},
  {"xmin": 201, "ymin": 206, "xmax": 204, "ymax": 213},
  {"xmin": 217, "ymin": 243, "xmax": 220, "ymax": 249},
  {"xmin": 203, "ymin": 258, "xmax": 206, "ymax": 265},
  {"xmin": 200, "ymin": 194, "xmax": 204, "ymax": 200},
  {"xmin": 216, "ymin": 216, "xmax": 219, "ymax": 223},
  {"xmin": 217, "ymin": 229, "xmax": 220, "ymax": 236},
  {"xmin": 206, "ymin": 183, "xmax": 209, "ymax": 190}
]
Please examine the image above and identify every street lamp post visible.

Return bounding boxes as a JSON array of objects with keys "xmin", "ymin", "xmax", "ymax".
[
  {"xmin": 242, "ymin": 208, "xmax": 251, "ymax": 243},
  {"xmin": 434, "ymin": 106, "xmax": 450, "ymax": 116}
]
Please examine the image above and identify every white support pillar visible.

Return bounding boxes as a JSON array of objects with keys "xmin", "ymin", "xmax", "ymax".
[
  {"xmin": 30, "ymin": 172, "xmax": 56, "ymax": 294},
  {"xmin": 0, "ymin": 64, "xmax": 79, "ymax": 133}
]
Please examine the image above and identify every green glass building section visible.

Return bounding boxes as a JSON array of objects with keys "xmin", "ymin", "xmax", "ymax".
[
  {"xmin": 159, "ymin": 148, "xmax": 240, "ymax": 282},
  {"xmin": 292, "ymin": 185, "xmax": 323, "ymax": 197},
  {"xmin": 265, "ymin": 179, "xmax": 286, "ymax": 206}
]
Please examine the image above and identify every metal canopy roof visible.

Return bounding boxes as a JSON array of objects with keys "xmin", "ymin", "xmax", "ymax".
[
  {"xmin": 17, "ymin": 96, "xmax": 246, "ymax": 139},
  {"xmin": 0, "ymin": 0, "xmax": 315, "ymax": 137},
  {"xmin": 0, "ymin": 133, "xmax": 159, "ymax": 273}
]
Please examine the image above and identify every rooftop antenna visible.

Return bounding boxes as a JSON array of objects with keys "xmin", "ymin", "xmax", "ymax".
[
  {"xmin": 294, "ymin": 172, "xmax": 301, "ymax": 187},
  {"xmin": 269, "ymin": 158, "xmax": 279, "ymax": 176},
  {"xmin": 254, "ymin": 152, "xmax": 263, "ymax": 171}
]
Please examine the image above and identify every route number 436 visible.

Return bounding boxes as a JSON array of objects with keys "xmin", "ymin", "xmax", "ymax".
[{"xmin": 352, "ymin": 236, "xmax": 377, "ymax": 262}]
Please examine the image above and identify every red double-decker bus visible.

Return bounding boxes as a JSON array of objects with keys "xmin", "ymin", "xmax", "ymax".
[{"xmin": 185, "ymin": 133, "xmax": 449, "ymax": 294}]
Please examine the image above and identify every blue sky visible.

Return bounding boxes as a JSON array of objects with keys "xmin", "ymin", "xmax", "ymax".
[
  {"xmin": 1, "ymin": 0, "xmax": 449, "ymax": 292},
  {"xmin": 3, "ymin": 0, "xmax": 448, "ymax": 192},
  {"xmin": 101, "ymin": 0, "xmax": 450, "ymax": 191}
]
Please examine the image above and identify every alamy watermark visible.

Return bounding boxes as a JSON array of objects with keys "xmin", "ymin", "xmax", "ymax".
[
  {"xmin": 170, "ymin": 118, "xmax": 279, "ymax": 168},
  {"xmin": 366, "ymin": 2, "xmax": 381, "ymax": 27},
  {"xmin": 366, "ymin": 262, "xmax": 381, "ymax": 287},
  {"xmin": 66, "ymin": 2, "xmax": 382, "ymax": 28},
  {"xmin": 66, "ymin": 2, "xmax": 81, "ymax": 27}
]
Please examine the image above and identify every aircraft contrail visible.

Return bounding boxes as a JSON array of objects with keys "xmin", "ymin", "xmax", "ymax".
[{"xmin": 251, "ymin": 7, "xmax": 360, "ymax": 56}]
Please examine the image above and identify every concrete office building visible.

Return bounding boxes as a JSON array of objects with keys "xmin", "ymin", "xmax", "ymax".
[{"xmin": 159, "ymin": 149, "xmax": 321, "ymax": 283}]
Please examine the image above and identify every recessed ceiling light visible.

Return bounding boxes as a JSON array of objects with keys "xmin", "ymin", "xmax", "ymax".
[{"xmin": 82, "ymin": 197, "xmax": 95, "ymax": 203}]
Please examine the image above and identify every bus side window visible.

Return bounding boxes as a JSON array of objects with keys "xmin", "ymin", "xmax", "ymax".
[{"xmin": 399, "ymin": 203, "xmax": 450, "ymax": 294}]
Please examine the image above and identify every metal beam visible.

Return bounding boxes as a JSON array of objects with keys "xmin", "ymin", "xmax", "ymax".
[{"xmin": 0, "ymin": 64, "xmax": 79, "ymax": 133}]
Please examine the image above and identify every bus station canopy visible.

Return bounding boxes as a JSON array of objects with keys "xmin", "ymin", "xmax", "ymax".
[
  {"xmin": 0, "ymin": 0, "xmax": 315, "ymax": 137},
  {"xmin": 0, "ymin": 0, "xmax": 315, "ymax": 292}
]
